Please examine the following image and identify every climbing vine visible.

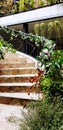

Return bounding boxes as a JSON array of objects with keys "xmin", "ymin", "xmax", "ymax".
[
  {"xmin": 0, "ymin": 26, "xmax": 55, "ymax": 61},
  {"xmin": 0, "ymin": 26, "xmax": 53, "ymax": 48}
]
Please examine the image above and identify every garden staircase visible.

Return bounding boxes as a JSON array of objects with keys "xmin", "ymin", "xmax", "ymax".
[{"xmin": 0, "ymin": 51, "xmax": 42, "ymax": 106}]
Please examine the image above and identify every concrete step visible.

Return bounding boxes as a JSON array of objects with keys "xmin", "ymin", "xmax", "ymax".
[
  {"xmin": 0, "ymin": 92, "xmax": 43, "ymax": 100},
  {"xmin": 0, "ymin": 74, "xmax": 38, "ymax": 83},
  {"xmin": 0, "ymin": 68, "xmax": 38, "ymax": 75}
]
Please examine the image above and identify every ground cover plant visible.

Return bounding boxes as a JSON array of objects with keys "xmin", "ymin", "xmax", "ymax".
[{"xmin": 20, "ymin": 97, "xmax": 63, "ymax": 130}]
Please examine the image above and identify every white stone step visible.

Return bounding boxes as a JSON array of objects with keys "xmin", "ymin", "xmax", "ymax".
[
  {"xmin": 0, "ymin": 74, "xmax": 38, "ymax": 78},
  {"xmin": 0, "ymin": 67, "xmax": 37, "ymax": 70},
  {"xmin": 0, "ymin": 92, "xmax": 43, "ymax": 100},
  {"xmin": 0, "ymin": 82, "xmax": 36, "ymax": 87}
]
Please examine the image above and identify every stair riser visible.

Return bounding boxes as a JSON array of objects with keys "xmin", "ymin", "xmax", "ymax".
[
  {"xmin": 0, "ymin": 69, "xmax": 38, "ymax": 75},
  {"xmin": 0, "ymin": 77, "xmax": 33, "ymax": 83},
  {"xmin": 0, "ymin": 86, "xmax": 40, "ymax": 93},
  {"xmin": 0, "ymin": 97, "xmax": 31, "ymax": 106},
  {"xmin": 0, "ymin": 62, "xmax": 35, "ymax": 69}
]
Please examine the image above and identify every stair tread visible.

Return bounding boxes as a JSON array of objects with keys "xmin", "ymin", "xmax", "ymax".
[
  {"xmin": 0, "ymin": 74, "xmax": 38, "ymax": 77},
  {"xmin": 0, "ymin": 63, "xmax": 35, "ymax": 69},
  {"xmin": 0, "ymin": 67, "xmax": 37, "ymax": 70},
  {"xmin": 0, "ymin": 82, "xmax": 36, "ymax": 86},
  {"xmin": 0, "ymin": 92, "xmax": 43, "ymax": 100},
  {"xmin": 0, "ymin": 61, "xmax": 34, "ymax": 63}
]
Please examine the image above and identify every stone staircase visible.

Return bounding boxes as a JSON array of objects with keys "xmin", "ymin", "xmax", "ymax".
[{"xmin": 0, "ymin": 51, "xmax": 42, "ymax": 106}]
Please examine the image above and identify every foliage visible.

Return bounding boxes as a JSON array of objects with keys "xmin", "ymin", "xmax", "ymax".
[
  {"xmin": 40, "ymin": 76, "xmax": 53, "ymax": 93},
  {"xmin": 0, "ymin": 21, "xmax": 62, "ymax": 49},
  {"xmin": 29, "ymin": 0, "xmax": 35, "ymax": 8},
  {"xmin": 18, "ymin": 0, "xmax": 28, "ymax": 11},
  {"xmin": 40, "ymin": 75, "xmax": 63, "ymax": 97},
  {"xmin": 39, "ymin": 42, "xmax": 63, "ymax": 97},
  {"xmin": 17, "ymin": 0, "xmax": 35, "ymax": 12},
  {"xmin": 34, "ymin": 24, "xmax": 40, "ymax": 35},
  {"xmin": 0, "ymin": 37, "xmax": 16, "ymax": 59},
  {"xmin": 47, "ymin": 0, "xmax": 60, "ymax": 5},
  {"xmin": 40, "ymin": 22, "xmax": 46, "ymax": 37},
  {"xmin": 0, "ymin": 48, "xmax": 4, "ymax": 59},
  {"xmin": 0, "ymin": 0, "xmax": 13, "ymax": 15},
  {"xmin": 54, "ymin": 20, "xmax": 61, "ymax": 40},
  {"xmin": 39, "ymin": 0, "xmax": 45, "ymax": 6},
  {"xmin": 34, "ymin": 20, "xmax": 62, "ymax": 43},
  {"xmin": 0, "ymin": 26, "xmax": 51, "ymax": 48},
  {"xmin": 33, "ymin": 25, "xmax": 63, "ymax": 98},
  {"xmin": 20, "ymin": 97, "xmax": 63, "ymax": 130},
  {"xmin": 37, "ymin": 40, "xmax": 55, "ymax": 68},
  {"xmin": 48, "ymin": 21, "xmax": 54, "ymax": 39},
  {"xmin": 62, "ymin": 22, "xmax": 63, "ymax": 32},
  {"xmin": 12, "ymin": 4, "xmax": 18, "ymax": 13},
  {"xmin": 47, "ymin": 0, "xmax": 55, "ymax": 5}
]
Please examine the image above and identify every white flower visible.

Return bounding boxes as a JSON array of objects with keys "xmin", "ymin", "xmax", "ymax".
[{"xmin": 43, "ymin": 48, "xmax": 48, "ymax": 54}]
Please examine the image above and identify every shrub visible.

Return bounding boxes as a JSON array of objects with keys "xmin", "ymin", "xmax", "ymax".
[
  {"xmin": 19, "ymin": 97, "xmax": 63, "ymax": 130},
  {"xmin": 40, "ymin": 76, "xmax": 63, "ymax": 98},
  {"xmin": 40, "ymin": 50, "xmax": 63, "ymax": 98}
]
